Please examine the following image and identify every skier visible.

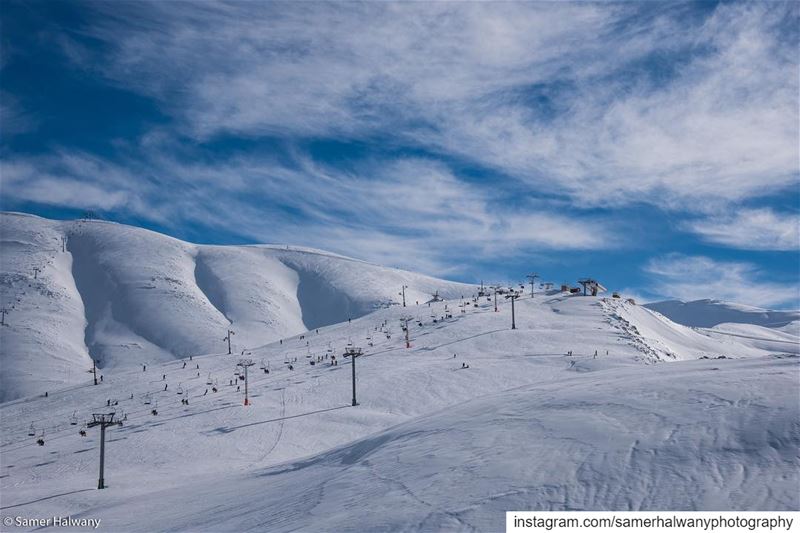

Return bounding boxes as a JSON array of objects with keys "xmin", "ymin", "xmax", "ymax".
[
  {"xmin": 453, "ymin": 353, "xmax": 457, "ymax": 358},
  {"xmin": 44, "ymin": 391, "xmax": 48, "ymax": 397},
  {"xmin": 196, "ymin": 363, "xmax": 199, "ymax": 369},
  {"xmin": 183, "ymin": 361, "xmax": 186, "ymax": 369},
  {"xmin": 237, "ymin": 385, "xmax": 240, "ymax": 392},
  {"xmin": 100, "ymin": 375, "xmax": 103, "ymax": 382},
  {"xmin": 107, "ymin": 399, "xmax": 111, "ymax": 406},
  {"xmin": 212, "ymin": 387, "xmax": 218, "ymax": 393},
  {"xmin": 164, "ymin": 384, "xmax": 168, "ymax": 391},
  {"xmin": 143, "ymin": 364, "xmax": 146, "ymax": 372},
  {"xmin": 163, "ymin": 374, "xmax": 166, "ymax": 380}
]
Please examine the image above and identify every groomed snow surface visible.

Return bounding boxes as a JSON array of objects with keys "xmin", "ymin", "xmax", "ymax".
[{"xmin": 1, "ymin": 213, "xmax": 798, "ymax": 531}]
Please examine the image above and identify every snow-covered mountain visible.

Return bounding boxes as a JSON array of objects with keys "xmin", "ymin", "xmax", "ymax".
[
  {"xmin": 644, "ymin": 298, "xmax": 799, "ymax": 329},
  {"xmin": 0, "ymin": 212, "xmax": 473, "ymax": 402},
  {"xmin": 1, "ymin": 287, "xmax": 797, "ymax": 528},
  {"xmin": 1, "ymin": 214, "xmax": 797, "ymax": 526}
]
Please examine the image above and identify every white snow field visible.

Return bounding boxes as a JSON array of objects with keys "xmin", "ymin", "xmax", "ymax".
[
  {"xmin": 0, "ymin": 212, "xmax": 472, "ymax": 402},
  {"xmin": 0, "ymin": 213, "xmax": 798, "ymax": 531}
]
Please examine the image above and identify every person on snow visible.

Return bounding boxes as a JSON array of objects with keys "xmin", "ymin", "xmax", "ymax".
[{"xmin": 164, "ymin": 384, "xmax": 168, "ymax": 391}]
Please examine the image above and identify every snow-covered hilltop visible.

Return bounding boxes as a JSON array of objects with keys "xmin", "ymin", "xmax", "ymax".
[
  {"xmin": 1, "ymin": 281, "xmax": 797, "ymax": 528},
  {"xmin": 644, "ymin": 299, "xmax": 799, "ymax": 329},
  {"xmin": 1, "ymin": 212, "xmax": 798, "ymax": 526},
  {"xmin": 0, "ymin": 212, "xmax": 472, "ymax": 402}
]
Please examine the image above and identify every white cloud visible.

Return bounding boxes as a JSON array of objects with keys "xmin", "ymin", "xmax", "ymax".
[
  {"xmin": 687, "ymin": 208, "xmax": 800, "ymax": 251},
  {"xmin": 644, "ymin": 254, "xmax": 798, "ymax": 309},
  {"xmin": 62, "ymin": 1, "xmax": 798, "ymax": 210},
  {"xmin": 0, "ymin": 151, "xmax": 617, "ymax": 277}
]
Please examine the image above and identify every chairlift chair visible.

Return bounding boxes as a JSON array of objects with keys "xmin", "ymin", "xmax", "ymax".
[
  {"xmin": 70, "ymin": 412, "xmax": 78, "ymax": 425},
  {"xmin": 177, "ymin": 383, "xmax": 184, "ymax": 395},
  {"xmin": 28, "ymin": 422, "xmax": 35, "ymax": 436}
]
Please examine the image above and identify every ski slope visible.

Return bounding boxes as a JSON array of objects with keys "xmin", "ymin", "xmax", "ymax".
[
  {"xmin": 0, "ymin": 212, "xmax": 473, "ymax": 402},
  {"xmin": 1, "ymin": 290, "xmax": 797, "ymax": 530}
]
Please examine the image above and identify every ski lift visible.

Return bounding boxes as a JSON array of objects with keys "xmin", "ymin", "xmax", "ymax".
[
  {"xmin": 177, "ymin": 383, "xmax": 184, "ymax": 395},
  {"xmin": 144, "ymin": 393, "xmax": 152, "ymax": 405},
  {"xmin": 206, "ymin": 373, "xmax": 213, "ymax": 385},
  {"xmin": 28, "ymin": 423, "xmax": 35, "ymax": 436},
  {"xmin": 70, "ymin": 411, "xmax": 78, "ymax": 425}
]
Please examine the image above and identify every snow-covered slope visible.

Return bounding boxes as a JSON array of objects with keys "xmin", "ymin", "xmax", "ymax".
[
  {"xmin": 605, "ymin": 298, "xmax": 798, "ymax": 361},
  {"xmin": 645, "ymin": 299, "xmax": 799, "ymax": 329},
  {"xmin": 1, "ymin": 293, "xmax": 797, "ymax": 530},
  {"xmin": 0, "ymin": 212, "xmax": 473, "ymax": 402}
]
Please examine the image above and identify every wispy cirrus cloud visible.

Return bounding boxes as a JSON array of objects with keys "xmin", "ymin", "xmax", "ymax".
[
  {"xmin": 686, "ymin": 209, "xmax": 799, "ymax": 251},
  {"xmin": 56, "ymin": 1, "xmax": 798, "ymax": 212},
  {"xmin": 644, "ymin": 254, "xmax": 798, "ymax": 309},
  {"xmin": 0, "ymin": 149, "xmax": 617, "ymax": 275},
  {"xmin": 1, "ymin": 1, "xmax": 797, "ymax": 300}
]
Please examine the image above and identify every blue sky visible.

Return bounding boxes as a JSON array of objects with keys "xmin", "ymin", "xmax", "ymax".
[{"xmin": 1, "ymin": 1, "xmax": 798, "ymax": 308}]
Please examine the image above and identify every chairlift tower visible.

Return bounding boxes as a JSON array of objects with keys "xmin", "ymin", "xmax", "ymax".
[
  {"xmin": 399, "ymin": 285, "xmax": 408, "ymax": 307},
  {"xmin": 0, "ymin": 308, "xmax": 7, "ymax": 326},
  {"xmin": 237, "ymin": 359, "xmax": 255, "ymax": 406},
  {"xmin": 505, "ymin": 290, "xmax": 521, "ymax": 329},
  {"xmin": 224, "ymin": 329, "xmax": 235, "ymax": 354},
  {"xmin": 490, "ymin": 285, "xmax": 501, "ymax": 312},
  {"xmin": 87, "ymin": 412, "xmax": 123, "ymax": 489},
  {"xmin": 345, "ymin": 346, "xmax": 363, "ymax": 406},
  {"xmin": 88, "ymin": 359, "xmax": 98, "ymax": 386},
  {"xmin": 526, "ymin": 273, "xmax": 539, "ymax": 298}
]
